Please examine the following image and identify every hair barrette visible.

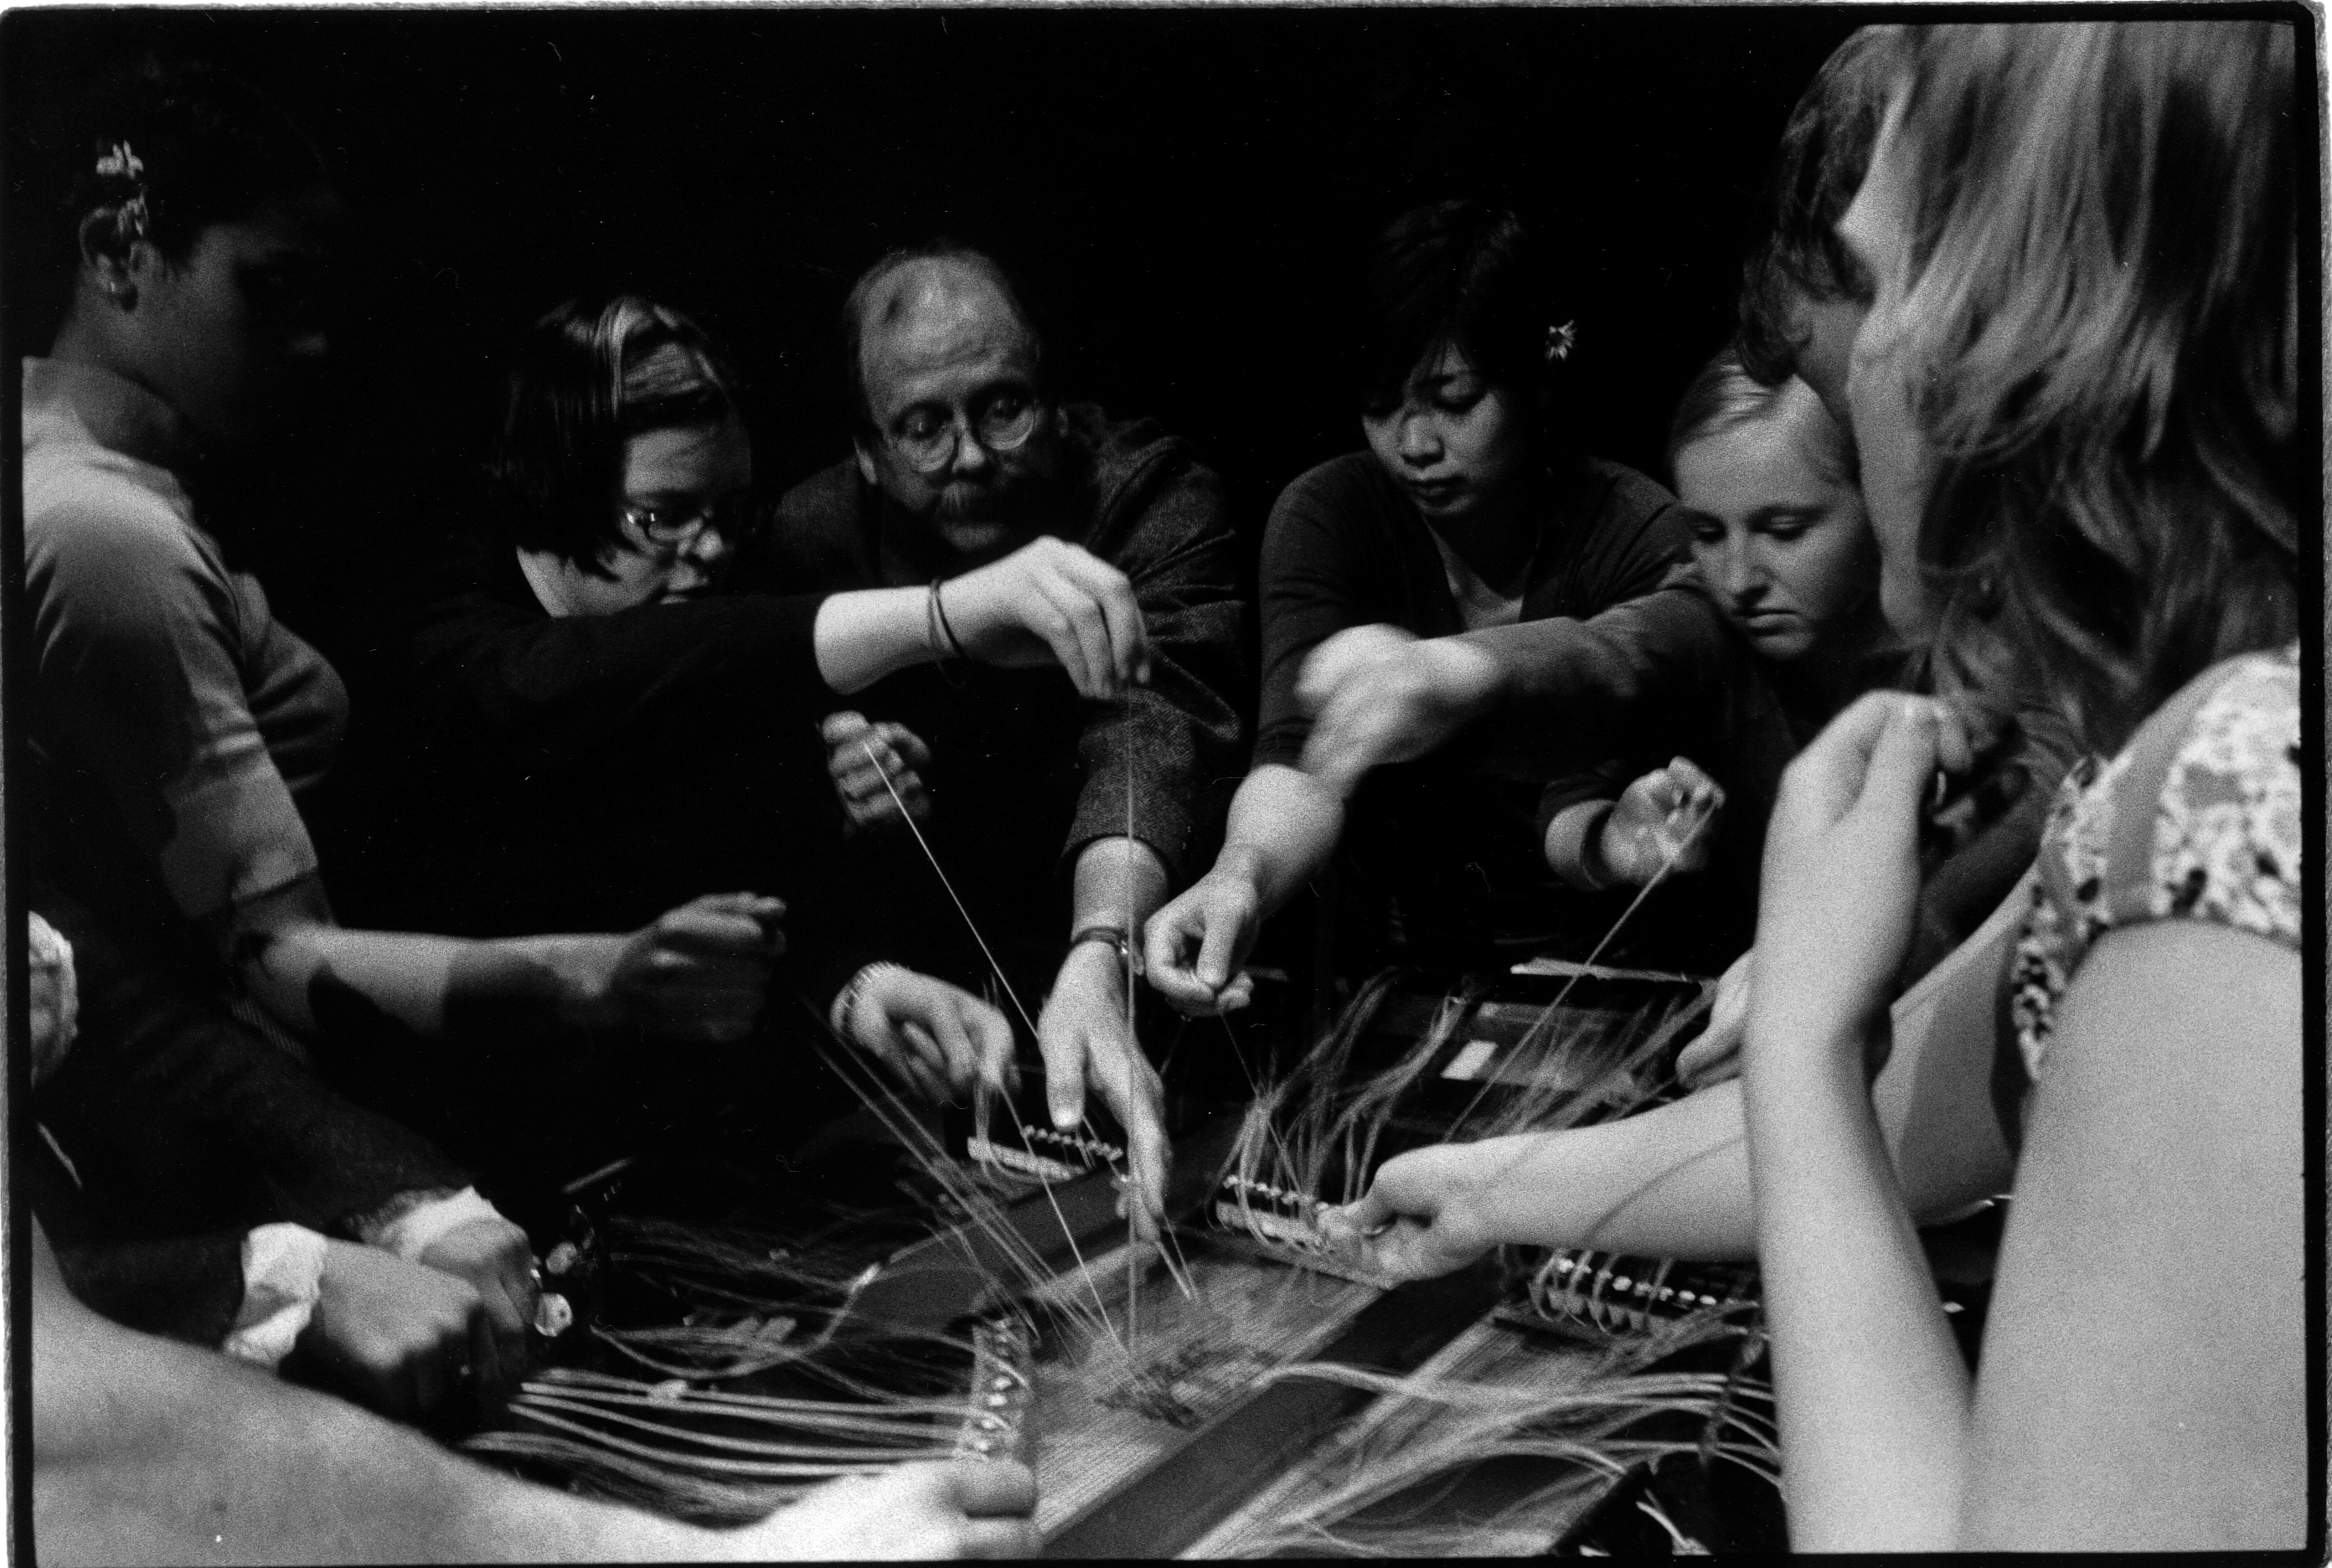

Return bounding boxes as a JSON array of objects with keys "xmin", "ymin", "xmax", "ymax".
[
  {"xmin": 1545, "ymin": 320, "xmax": 1578, "ymax": 364},
  {"xmin": 94, "ymin": 142, "xmax": 145, "ymax": 181},
  {"xmin": 94, "ymin": 142, "xmax": 151, "ymax": 245}
]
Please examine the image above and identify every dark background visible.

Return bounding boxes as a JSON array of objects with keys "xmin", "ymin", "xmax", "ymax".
[
  {"xmin": 5, "ymin": 5, "xmax": 1857, "ymax": 637},
  {"xmin": 3, "ymin": 6, "xmax": 1860, "ymax": 885}
]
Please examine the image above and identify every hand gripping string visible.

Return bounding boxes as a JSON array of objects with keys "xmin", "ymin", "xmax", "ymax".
[{"xmin": 857, "ymin": 740, "xmax": 1128, "ymax": 1356}]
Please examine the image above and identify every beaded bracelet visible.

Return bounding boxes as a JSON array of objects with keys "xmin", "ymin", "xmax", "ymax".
[{"xmin": 830, "ymin": 961, "xmax": 910, "ymax": 1039}]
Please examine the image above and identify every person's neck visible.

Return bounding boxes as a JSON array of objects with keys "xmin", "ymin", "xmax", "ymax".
[
  {"xmin": 48, "ymin": 308, "xmax": 156, "ymax": 398},
  {"xmin": 1424, "ymin": 472, "xmax": 1540, "ymax": 592}
]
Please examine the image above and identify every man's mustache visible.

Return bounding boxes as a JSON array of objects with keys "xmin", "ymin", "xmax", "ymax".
[{"xmin": 931, "ymin": 472, "xmax": 1025, "ymax": 523}]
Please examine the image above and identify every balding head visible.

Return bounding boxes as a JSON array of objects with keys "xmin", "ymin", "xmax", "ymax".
[
  {"xmin": 843, "ymin": 243, "xmax": 1061, "ymax": 555},
  {"xmin": 844, "ymin": 245, "xmax": 1043, "ymax": 433}
]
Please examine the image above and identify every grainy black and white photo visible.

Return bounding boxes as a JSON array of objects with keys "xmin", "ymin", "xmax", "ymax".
[{"xmin": 4, "ymin": 5, "xmax": 2316, "ymax": 1560}]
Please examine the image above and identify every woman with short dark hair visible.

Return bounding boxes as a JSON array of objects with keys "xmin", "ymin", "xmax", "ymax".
[{"xmin": 1145, "ymin": 199, "xmax": 1728, "ymax": 999}]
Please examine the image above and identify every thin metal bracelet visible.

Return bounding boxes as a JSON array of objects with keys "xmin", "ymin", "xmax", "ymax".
[
  {"xmin": 1068, "ymin": 922, "xmax": 1143, "ymax": 977},
  {"xmin": 927, "ymin": 580, "xmax": 968, "ymax": 686},
  {"xmin": 931, "ymin": 577, "xmax": 971, "ymax": 661}
]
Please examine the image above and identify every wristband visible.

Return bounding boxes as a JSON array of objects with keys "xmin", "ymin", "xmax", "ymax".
[
  {"xmin": 1069, "ymin": 924, "xmax": 1143, "ymax": 977},
  {"xmin": 1575, "ymin": 801, "xmax": 1623, "ymax": 892},
  {"xmin": 829, "ymin": 961, "xmax": 910, "ymax": 1039},
  {"xmin": 374, "ymin": 1186, "xmax": 506, "ymax": 1262},
  {"xmin": 224, "ymin": 1222, "xmax": 329, "ymax": 1369}
]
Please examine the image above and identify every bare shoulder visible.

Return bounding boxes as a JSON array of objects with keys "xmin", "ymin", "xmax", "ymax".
[{"xmin": 1962, "ymin": 918, "xmax": 2304, "ymax": 1550}]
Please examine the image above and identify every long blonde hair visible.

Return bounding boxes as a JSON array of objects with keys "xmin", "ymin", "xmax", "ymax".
[{"xmin": 1893, "ymin": 22, "xmax": 2300, "ymax": 755}]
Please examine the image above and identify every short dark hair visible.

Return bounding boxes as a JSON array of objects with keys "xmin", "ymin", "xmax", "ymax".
[
  {"xmin": 1354, "ymin": 200, "xmax": 1569, "ymax": 420},
  {"xmin": 490, "ymin": 293, "xmax": 746, "ymax": 574},
  {"xmin": 65, "ymin": 56, "xmax": 329, "ymax": 264},
  {"xmin": 841, "ymin": 242, "xmax": 1044, "ymax": 436},
  {"xmin": 1735, "ymin": 28, "xmax": 1906, "ymax": 386}
]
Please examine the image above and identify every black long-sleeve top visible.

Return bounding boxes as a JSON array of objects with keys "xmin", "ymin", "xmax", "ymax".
[{"xmin": 398, "ymin": 508, "xmax": 878, "ymax": 1011}]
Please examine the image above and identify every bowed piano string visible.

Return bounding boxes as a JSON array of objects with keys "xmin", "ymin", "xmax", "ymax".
[{"xmin": 853, "ymin": 739, "xmax": 1142, "ymax": 1356}]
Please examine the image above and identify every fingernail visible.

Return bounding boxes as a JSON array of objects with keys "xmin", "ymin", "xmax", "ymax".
[{"xmin": 1051, "ymin": 1103, "xmax": 1077, "ymax": 1130}]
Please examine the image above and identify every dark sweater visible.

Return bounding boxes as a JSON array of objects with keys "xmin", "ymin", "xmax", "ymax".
[
  {"xmin": 398, "ymin": 511, "xmax": 877, "ymax": 1012},
  {"xmin": 752, "ymin": 404, "xmax": 1247, "ymax": 989},
  {"xmin": 1535, "ymin": 592, "xmax": 1905, "ymax": 971},
  {"xmin": 1255, "ymin": 451, "xmax": 1727, "ymax": 966}
]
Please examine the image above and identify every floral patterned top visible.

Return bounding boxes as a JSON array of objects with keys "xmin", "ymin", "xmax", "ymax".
[{"xmin": 1999, "ymin": 643, "xmax": 2303, "ymax": 1140}]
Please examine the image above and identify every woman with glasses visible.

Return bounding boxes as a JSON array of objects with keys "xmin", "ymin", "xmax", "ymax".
[
  {"xmin": 393, "ymin": 292, "xmax": 1172, "ymax": 1179},
  {"xmin": 1147, "ymin": 199, "xmax": 1728, "ymax": 1005}
]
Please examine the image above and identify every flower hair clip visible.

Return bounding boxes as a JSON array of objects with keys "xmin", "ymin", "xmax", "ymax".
[
  {"xmin": 94, "ymin": 140, "xmax": 151, "ymax": 245},
  {"xmin": 1545, "ymin": 320, "xmax": 1578, "ymax": 364},
  {"xmin": 94, "ymin": 142, "xmax": 144, "ymax": 181}
]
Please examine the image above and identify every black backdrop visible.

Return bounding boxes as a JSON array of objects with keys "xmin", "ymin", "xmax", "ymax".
[{"xmin": 3, "ymin": 5, "xmax": 1860, "ymax": 870}]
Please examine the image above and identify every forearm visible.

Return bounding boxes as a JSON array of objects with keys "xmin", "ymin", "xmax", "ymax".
[
  {"xmin": 37, "ymin": 1363, "xmax": 730, "ymax": 1564},
  {"xmin": 1743, "ymin": 1031, "xmax": 1972, "ymax": 1550},
  {"xmin": 813, "ymin": 585, "xmax": 941, "ymax": 694},
  {"xmin": 240, "ymin": 920, "xmax": 623, "ymax": 1039},
  {"xmin": 1071, "ymin": 837, "xmax": 1171, "ymax": 936},
  {"xmin": 33, "ymin": 1228, "xmax": 734, "ymax": 1565},
  {"xmin": 1216, "ymin": 764, "xmax": 1345, "ymax": 918},
  {"xmin": 1459, "ymin": 586, "xmax": 1727, "ymax": 756},
  {"xmin": 1456, "ymin": 1082, "xmax": 1759, "ymax": 1261}
]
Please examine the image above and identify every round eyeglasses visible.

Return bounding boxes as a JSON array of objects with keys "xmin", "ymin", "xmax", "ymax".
[
  {"xmin": 886, "ymin": 391, "xmax": 1043, "ymax": 474},
  {"xmin": 620, "ymin": 498, "xmax": 758, "ymax": 549}
]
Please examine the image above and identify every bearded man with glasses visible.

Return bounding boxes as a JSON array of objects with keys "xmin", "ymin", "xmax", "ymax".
[{"xmin": 754, "ymin": 245, "xmax": 1247, "ymax": 1233}]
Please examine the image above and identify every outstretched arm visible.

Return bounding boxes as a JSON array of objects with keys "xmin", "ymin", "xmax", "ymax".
[
  {"xmin": 223, "ymin": 879, "xmax": 784, "ymax": 1045},
  {"xmin": 1040, "ymin": 838, "xmax": 1175, "ymax": 1235},
  {"xmin": 32, "ymin": 1218, "xmax": 1041, "ymax": 1563},
  {"xmin": 1143, "ymin": 764, "xmax": 1345, "ymax": 1016},
  {"xmin": 1325, "ymin": 700, "xmax": 2023, "ymax": 1271}
]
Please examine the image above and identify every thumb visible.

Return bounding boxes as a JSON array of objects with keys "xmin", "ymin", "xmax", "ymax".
[
  {"xmin": 1194, "ymin": 900, "xmax": 1246, "ymax": 992},
  {"xmin": 1336, "ymin": 1185, "xmax": 1396, "ymax": 1235}
]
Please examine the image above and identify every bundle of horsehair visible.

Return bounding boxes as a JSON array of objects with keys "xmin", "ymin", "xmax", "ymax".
[
  {"xmin": 1218, "ymin": 1309, "xmax": 1778, "ymax": 1557},
  {"xmin": 477, "ymin": 746, "xmax": 1732, "ymax": 1529},
  {"xmin": 1213, "ymin": 965, "xmax": 1715, "ymax": 1277},
  {"xmin": 468, "ymin": 1011, "xmax": 1218, "ymax": 1525},
  {"xmin": 467, "ymin": 1316, "xmax": 1035, "ymax": 1526},
  {"xmin": 1214, "ymin": 791, "xmax": 1722, "ymax": 1276}
]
